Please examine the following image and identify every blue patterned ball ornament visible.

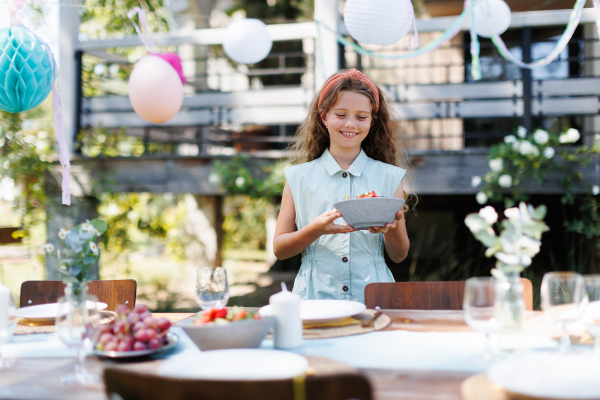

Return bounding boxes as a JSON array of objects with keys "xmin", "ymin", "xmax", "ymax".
[{"xmin": 0, "ymin": 26, "xmax": 54, "ymax": 113}]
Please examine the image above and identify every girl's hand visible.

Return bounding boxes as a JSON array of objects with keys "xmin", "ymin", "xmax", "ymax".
[
  {"xmin": 368, "ymin": 210, "xmax": 404, "ymax": 235},
  {"xmin": 310, "ymin": 209, "xmax": 355, "ymax": 235}
]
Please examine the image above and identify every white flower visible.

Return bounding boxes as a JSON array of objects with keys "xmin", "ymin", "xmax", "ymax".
[
  {"xmin": 504, "ymin": 207, "xmax": 520, "ymax": 220},
  {"xmin": 476, "ymin": 192, "xmax": 488, "ymax": 205},
  {"xmin": 504, "ymin": 135, "xmax": 517, "ymax": 144},
  {"xmin": 235, "ymin": 176, "xmax": 246, "ymax": 188},
  {"xmin": 479, "ymin": 206, "xmax": 498, "ymax": 225},
  {"xmin": 519, "ymin": 140, "xmax": 537, "ymax": 155},
  {"xmin": 593, "ymin": 185, "xmax": 600, "ymax": 196},
  {"xmin": 533, "ymin": 129, "xmax": 549, "ymax": 145},
  {"xmin": 59, "ymin": 264, "xmax": 67, "ymax": 271},
  {"xmin": 471, "ymin": 176, "xmax": 482, "ymax": 188},
  {"xmin": 208, "ymin": 173, "xmax": 221, "ymax": 186},
  {"xmin": 81, "ymin": 220, "xmax": 93, "ymax": 232},
  {"xmin": 58, "ymin": 228, "xmax": 69, "ymax": 239},
  {"xmin": 489, "ymin": 159, "xmax": 503, "ymax": 172},
  {"xmin": 89, "ymin": 242, "xmax": 99, "ymax": 255},
  {"xmin": 544, "ymin": 147, "xmax": 555, "ymax": 159},
  {"xmin": 512, "ymin": 140, "xmax": 521, "ymax": 151},
  {"xmin": 41, "ymin": 243, "xmax": 54, "ymax": 252},
  {"xmin": 517, "ymin": 126, "xmax": 527, "ymax": 138},
  {"xmin": 559, "ymin": 128, "xmax": 580, "ymax": 143},
  {"xmin": 498, "ymin": 174, "xmax": 512, "ymax": 188}
]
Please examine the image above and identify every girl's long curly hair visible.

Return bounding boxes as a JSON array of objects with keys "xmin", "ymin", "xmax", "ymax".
[{"xmin": 291, "ymin": 69, "xmax": 412, "ymax": 177}]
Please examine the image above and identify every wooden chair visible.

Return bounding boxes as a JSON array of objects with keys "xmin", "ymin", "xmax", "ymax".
[
  {"xmin": 19, "ymin": 280, "xmax": 137, "ymax": 311},
  {"xmin": 364, "ymin": 279, "xmax": 534, "ymax": 311},
  {"xmin": 104, "ymin": 368, "xmax": 372, "ymax": 400}
]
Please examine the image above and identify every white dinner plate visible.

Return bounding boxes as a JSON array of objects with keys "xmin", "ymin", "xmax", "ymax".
[
  {"xmin": 158, "ymin": 349, "xmax": 308, "ymax": 381},
  {"xmin": 488, "ymin": 353, "xmax": 600, "ymax": 399},
  {"xmin": 10, "ymin": 301, "xmax": 108, "ymax": 322},
  {"xmin": 259, "ymin": 299, "xmax": 366, "ymax": 325}
]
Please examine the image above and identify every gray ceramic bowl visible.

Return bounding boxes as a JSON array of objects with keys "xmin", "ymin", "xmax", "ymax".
[
  {"xmin": 178, "ymin": 317, "xmax": 276, "ymax": 351},
  {"xmin": 333, "ymin": 197, "xmax": 405, "ymax": 230}
]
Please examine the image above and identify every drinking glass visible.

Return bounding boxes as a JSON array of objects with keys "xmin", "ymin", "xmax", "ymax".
[
  {"xmin": 463, "ymin": 277, "xmax": 500, "ymax": 361},
  {"xmin": 583, "ymin": 275, "xmax": 600, "ymax": 356},
  {"xmin": 541, "ymin": 272, "xmax": 586, "ymax": 353},
  {"xmin": 196, "ymin": 267, "xmax": 229, "ymax": 310},
  {"xmin": 55, "ymin": 294, "xmax": 101, "ymax": 385},
  {"xmin": 0, "ymin": 284, "xmax": 16, "ymax": 368}
]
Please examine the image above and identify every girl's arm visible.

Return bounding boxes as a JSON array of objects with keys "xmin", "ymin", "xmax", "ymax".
[
  {"xmin": 367, "ymin": 183, "xmax": 410, "ymax": 263},
  {"xmin": 273, "ymin": 182, "xmax": 354, "ymax": 260}
]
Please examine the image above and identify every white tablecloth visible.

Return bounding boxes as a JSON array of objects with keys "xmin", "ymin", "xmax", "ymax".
[{"xmin": 5, "ymin": 327, "xmax": 556, "ymax": 373}]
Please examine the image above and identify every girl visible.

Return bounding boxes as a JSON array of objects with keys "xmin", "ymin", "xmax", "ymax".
[{"xmin": 273, "ymin": 69, "xmax": 410, "ymax": 303}]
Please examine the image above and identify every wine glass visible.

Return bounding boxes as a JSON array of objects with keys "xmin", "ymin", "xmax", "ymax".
[
  {"xmin": 541, "ymin": 272, "xmax": 586, "ymax": 353},
  {"xmin": 55, "ymin": 293, "xmax": 101, "ymax": 385},
  {"xmin": 196, "ymin": 267, "xmax": 229, "ymax": 310},
  {"xmin": 583, "ymin": 275, "xmax": 600, "ymax": 356},
  {"xmin": 0, "ymin": 284, "xmax": 16, "ymax": 368},
  {"xmin": 463, "ymin": 277, "xmax": 500, "ymax": 361}
]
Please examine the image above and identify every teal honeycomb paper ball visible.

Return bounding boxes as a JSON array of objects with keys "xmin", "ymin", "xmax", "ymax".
[{"xmin": 0, "ymin": 26, "xmax": 54, "ymax": 113}]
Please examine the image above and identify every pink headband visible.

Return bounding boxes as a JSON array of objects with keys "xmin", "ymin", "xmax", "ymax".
[{"xmin": 318, "ymin": 69, "xmax": 380, "ymax": 113}]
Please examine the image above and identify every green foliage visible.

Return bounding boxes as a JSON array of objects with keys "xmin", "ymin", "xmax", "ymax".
[
  {"xmin": 77, "ymin": 127, "xmax": 145, "ymax": 157},
  {"xmin": 223, "ymin": 196, "xmax": 271, "ymax": 251},
  {"xmin": 227, "ymin": 0, "xmax": 313, "ymax": 21},
  {"xmin": 80, "ymin": 0, "xmax": 170, "ymax": 41},
  {"xmin": 97, "ymin": 193, "xmax": 188, "ymax": 263},
  {"xmin": 212, "ymin": 156, "xmax": 287, "ymax": 199},
  {"xmin": 474, "ymin": 127, "xmax": 600, "ymax": 252},
  {"xmin": 0, "ymin": 107, "xmax": 55, "ymax": 240}
]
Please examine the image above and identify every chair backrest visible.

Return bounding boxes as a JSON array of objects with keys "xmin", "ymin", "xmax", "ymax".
[
  {"xmin": 104, "ymin": 368, "xmax": 372, "ymax": 400},
  {"xmin": 364, "ymin": 279, "xmax": 534, "ymax": 311},
  {"xmin": 19, "ymin": 280, "xmax": 137, "ymax": 311}
]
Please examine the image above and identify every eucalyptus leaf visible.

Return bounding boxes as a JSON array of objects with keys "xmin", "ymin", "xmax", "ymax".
[
  {"xmin": 91, "ymin": 218, "xmax": 108, "ymax": 234},
  {"xmin": 83, "ymin": 256, "xmax": 97, "ymax": 265},
  {"xmin": 70, "ymin": 264, "xmax": 83, "ymax": 276}
]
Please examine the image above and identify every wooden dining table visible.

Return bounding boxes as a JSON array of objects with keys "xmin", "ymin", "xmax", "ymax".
[{"xmin": 0, "ymin": 309, "xmax": 535, "ymax": 400}]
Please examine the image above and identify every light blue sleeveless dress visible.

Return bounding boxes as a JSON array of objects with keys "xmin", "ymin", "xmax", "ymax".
[{"xmin": 283, "ymin": 148, "xmax": 406, "ymax": 303}]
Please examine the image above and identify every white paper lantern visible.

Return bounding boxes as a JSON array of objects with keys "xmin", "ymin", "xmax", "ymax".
[
  {"xmin": 223, "ymin": 19, "xmax": 273, "ymax": 64},
  {"xmin": 128, "ymin": 55, "xmax": 184, "ymax": 124},
  {"xmin": 474, "ymin": 0, "xmax": 511, "ymax": 38},
  {"xmin": 344, "ymin": 0, "xmax": 414, "ymax": 47}
]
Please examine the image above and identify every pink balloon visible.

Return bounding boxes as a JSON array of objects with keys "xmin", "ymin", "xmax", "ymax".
[{"xmin": 128, "ymin": 55, "xmax": 183, "ymax": 124}]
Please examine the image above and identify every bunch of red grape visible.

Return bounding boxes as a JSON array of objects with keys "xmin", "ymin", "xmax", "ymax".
[{"xmin": 94, "ymin": 304, "xmax": 172, "ymax": 352}]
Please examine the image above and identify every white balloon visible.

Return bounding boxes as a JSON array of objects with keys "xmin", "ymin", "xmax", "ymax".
[
  {"xmin": 223, "ymin": 19, "xmax": 273, "ymax": 64},
  {"xmin": 344, "ymin": 0, "xmax": 414, "ymax": 47},
  {"xmin": 474, "ymin": 0, "xmax": 512, "ymax": 38},
  {"xmin": 128, "ymin": 55, "xmax": 184, "ymax": 124}
]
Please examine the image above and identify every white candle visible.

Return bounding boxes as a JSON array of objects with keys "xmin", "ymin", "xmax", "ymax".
[
  {"xmin": 0, "ymin": 284, "xmax": 10, "ymax": 331},
  {"xmin": 270, "ymin": 283, "xmax": 302, "ymax": 349}
]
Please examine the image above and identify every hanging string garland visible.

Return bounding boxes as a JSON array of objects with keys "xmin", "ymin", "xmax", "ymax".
[
  {"xmin": 126, "ymin": 7, "xmax": 184, "ymax": 124},
  {"xmin": 317, "ymin": 0, "xmax": 470, "ymax": 59},
  {"xmin": 1, "ymin": 0, "xmax": 71, "ymax": 205},
  {"xmin": 481, "ymin": 0, "xmax": 587, "ymax": 69},
  {"xmin": 319, "ymin": 0, "xmax": 591, "ymax": 80}
]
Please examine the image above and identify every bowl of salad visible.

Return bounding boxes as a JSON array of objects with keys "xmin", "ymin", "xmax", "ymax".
[
  {"xmin": 177, "ymin": 307, "xmax": 275, "ymax": 351},
  {"xmin": 334, "ymin": 191, "xmax": 405, "ymax": 230}
]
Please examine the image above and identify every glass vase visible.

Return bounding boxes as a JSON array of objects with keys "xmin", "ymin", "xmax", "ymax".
[
  {"xmin": 495, "ymin": 268, "xmax": 526, "ymax": 352},
  {"xmin": 55, "ymin": 282, "xmax": 100, "ymax": 385}
]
